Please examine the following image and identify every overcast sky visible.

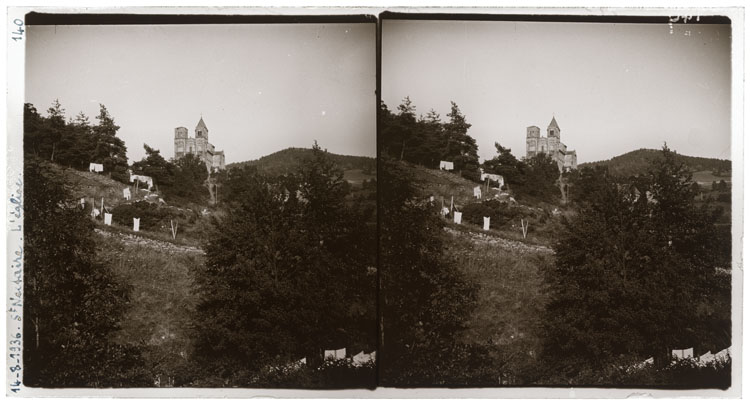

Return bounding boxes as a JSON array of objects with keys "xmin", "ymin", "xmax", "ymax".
[
  {"xmin": 382, "ymin": 20, "xmax": 731, "ymax": 164},
  {"xmin": 26, "ymin": 23, "xmax": 376, "ymax": 164}
]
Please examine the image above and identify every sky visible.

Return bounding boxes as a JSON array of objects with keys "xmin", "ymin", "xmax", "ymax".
[
  {"xmin": 382, "ymin": 20, "xmax": 731, "ymax": 164},
  {"xmin": 25, "ymin": 23, "xmax": 376, "ymax": 164}
]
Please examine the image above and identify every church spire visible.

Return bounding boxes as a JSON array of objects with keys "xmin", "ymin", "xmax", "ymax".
[
  {"xmin": 548, "ymin": 116, "xmax": 559, "ymax": 130},
  {"xmin": 195, "ymin": 116, "xmax": 208, "ymax": 139},
  {"xmin": 547, "ymin": 116, "xmax": 560, "ymax": 138}
]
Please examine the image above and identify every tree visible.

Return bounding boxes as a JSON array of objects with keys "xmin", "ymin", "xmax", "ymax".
[
  {"xmin": 23, "ymin": 102, "xmax": 131, "ymax": 176},
  {"xmin": 23, "ymin": 158, "xmax": 149, "ymax": 387},
  {"xmin": 44, "ymin": 99, "xmax": 67, "ymax": 162},
  {"xmin": 170, "ymin": 153, "xmax": 208, "ymax": 203},
  {"xmin": 410, "ymin": 109, "xmax": 445, "ymax": 168},
  {"xmin": 520, "ymin": 153, "xmax": 560, "ymax": 202},
  {"xmin": 92, "ymin": 104, "xmax": 129, "ymax": 183},
  {"xmin": 379, "ymin": 159, "xmax": 496, "ymax": 386},
  {"xmin": 132, "ymin": 144, "xmax": 175, "ymax": 194},
  {"xmin": 541, "ymin": 146, "xmax": 730, "ymax": 382},
  {"xmin": 192, "ymin": 143, "xmax": 376, "ymax": 386},
  {"xmin": 443, "ymin": 102, "xmax": 480, "ymax": 181},
  {"xmin": 23, "ymin": 103, "xmax": 45, "ymax": 157},
  {"xmin": 56, "ymin": 112, "xmax": 94, "ymax": 170},
  {"xmin": 482, "ymin": 142, "xmax": 525, "ymax": 189}
]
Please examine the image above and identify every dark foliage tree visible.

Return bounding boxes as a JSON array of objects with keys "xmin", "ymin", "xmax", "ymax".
[
  {"xmin": 92, "ymin": 104, "xmax": 129, "ymax": 183},
  {"xmin": 132, "ymin": 144, "xmax": 176, "ymax": 193},
  {"xmin": 519, "ymin": 153, "xmax": 561, "ymax": 202},
  {"xmin": 443, "ymin": 102, "xmax": 480, "ymax": 181},
  {"xmin": 23, "ymin": 103, "xmax": 44, "ymax": 157},
  {"xmin": 192, "ymin": 143, "xmax": 376, "ymax": 387},
  {"xmin": 170, "ymin": 154, "xmax": 208, "ymax": 203},
  {"xmin": 540, "ymin": 146, "xmax": 731, "ymax": 383},
  {"xmin": 380, "ymin": 99, "xmax": 481, "ymax": 182},
  {"xmin": 58, "ymin": 112, "xmax": 97, "ymax": 170},
  {"xmin": 23, "ymin": 158, "xmax": 149, "ymax": 387},
  {"xmin": 412, "ymin": 109, "xmax": 446, "ymax": 168},
  {"xmin": 481, "ymin": 142, "xmax": 525, "ymax": 190},
  {"xmin": 23, "ymin": 101, "xmax": 130, "ymax": 178},
  {"xmin": 44, "ymin": 100, "xmax": 67, "ymax": 162},
  {"xmin": 379, "ymin": 159, "xmax": 497, "ymax": 386},
  {"xmin": 567, "ymin": 165, "xmax": 613, "ymax": 206}
]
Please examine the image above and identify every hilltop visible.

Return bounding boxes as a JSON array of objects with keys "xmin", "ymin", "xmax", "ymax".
[
  {"xmin": 229, "ymin": 147, "xmax": 376, "ymax": 177},
  {"xmin": 580, "ymin": 148, "xmax": 731, "ymax": 180}
]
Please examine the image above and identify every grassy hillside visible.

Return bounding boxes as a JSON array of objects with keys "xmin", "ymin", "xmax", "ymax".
[
  {"xmin": 580, "ymin": 148, "xmax": 731, "ymax": 180},
  {"xmin": 396, "ymin": 162, "xmax": 568, "ymax": 247},
  {"xmin": 446, "ymin": 231, "xmax": 553, "ymax": 384},
  {"xmin": 98, "ymin": 234, "xmax": 203, "ymax": 387},
  {"xmin": 57, "ymin": 164, "xmax": 134, "ymax": 207}
]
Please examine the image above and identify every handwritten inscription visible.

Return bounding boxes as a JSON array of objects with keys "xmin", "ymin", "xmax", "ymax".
[
  {"xmin": 8, "ymin": 175, "xmax": 23, "ymax": 393},
  {"xmin": 10, "ymin": 18, "xmax": 24, "ymax": 42}
]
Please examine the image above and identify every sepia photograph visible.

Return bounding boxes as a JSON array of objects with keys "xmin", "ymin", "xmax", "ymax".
[
  {"xmin": 379, "ymin": 13, "xmax": 736, "ymax": 389},
  {"xmin": 18, "ymin": 13, "xmax": 377, "ymax": 389},
  {"xmin": 5, "ymin": 5, "xmax": 744, "ymax": 399}
]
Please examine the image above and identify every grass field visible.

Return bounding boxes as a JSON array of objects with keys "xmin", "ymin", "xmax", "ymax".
[
  {"xmin": 444, "ymin": 229, "xmax": 553, "ymax": 383},
  {"xmin": 691, "ymin": 170, "xmax": 731, "ymax": 187},
  {"xmin": 96, "ymin": 233, "xmax": 204, "ymax": 386}
]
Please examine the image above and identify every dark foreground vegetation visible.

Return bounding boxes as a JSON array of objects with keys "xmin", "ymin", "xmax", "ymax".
[
  {"xmin": 23, "ymin": 97, "xmax": 731, "ymax": 389},
  {"xmin": 379, "ymin": 96, "xmax": 732, "ymax": 388},
  {"xmin": 23, "ymin": 99, "xmax": 377, "ymax": 388}
]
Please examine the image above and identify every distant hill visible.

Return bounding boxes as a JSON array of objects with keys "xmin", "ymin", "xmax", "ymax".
[
  {"xmin": 228, "ymin": 147, "xmax": 376, "ymax": 178},
  {"xmin": 580, "ymin": 149, "xmax": 731, "ymax": 179}
]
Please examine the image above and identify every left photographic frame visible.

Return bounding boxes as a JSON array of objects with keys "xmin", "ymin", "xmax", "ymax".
[{"xmin": 9, "ymin": 9, "xmax": 378, "ymax": 395}]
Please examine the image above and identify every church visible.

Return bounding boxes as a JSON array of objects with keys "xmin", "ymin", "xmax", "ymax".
[
  {"xmin": 174, "ymin": 117, "xmax": 226, "ymax": 172},
  {"xmin": 525, "ymin": 116, "xmax": 577, "ymax": 172}
]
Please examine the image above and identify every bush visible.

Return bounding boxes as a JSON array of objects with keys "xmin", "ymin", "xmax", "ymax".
[
  {"xmin": 111, "ymin": 201, "xmax": 197, "ymax": 232},
  {"xmin": 555, "ymin": 357, "xmax": 732, "ymax": 388},
  {"xmin": 461, "ymin": 199, "xmax": 526, "ymax": 229},
  {"xmin": 254, "ymin": 359, "xmax": 376, "ymax": 389}
]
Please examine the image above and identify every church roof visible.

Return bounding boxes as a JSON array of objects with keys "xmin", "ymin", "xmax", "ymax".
[
  {"xmin": 196, "ymin": 117, "xmax": 208, "ymax": 131},
  {"xmin": 548, "ymin": 116, "xmax": 560, "ymax": 129}
]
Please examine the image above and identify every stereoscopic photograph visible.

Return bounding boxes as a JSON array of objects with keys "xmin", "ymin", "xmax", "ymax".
[
  {"xmin": 19, "ymin": 14, "xmax": 377, "ymax": 389},
  {"xmin": 7, "ymin": 7, "xmax": 741, "ymax": 398},
  {"xmin": 379, "ymin": 14, "xmax": 735, "ymax": 389}
]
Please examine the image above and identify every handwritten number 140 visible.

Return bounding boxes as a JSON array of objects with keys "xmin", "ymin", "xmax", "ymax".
[{"xmin": 11, "ymin": 19, "xmax": 24, "ymax": 41}]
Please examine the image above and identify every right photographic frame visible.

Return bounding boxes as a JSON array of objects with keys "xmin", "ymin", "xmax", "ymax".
[{"xmin": 377, "ymin": 10, "xmax": 740, "ymax": 394}]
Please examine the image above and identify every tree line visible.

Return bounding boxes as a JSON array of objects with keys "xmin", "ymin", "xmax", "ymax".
[
  {"xmin": 380, "ymin": 97, "xmax": 563, "ymax": 203},
  {"xmin": 25, "ymin": 100, "xmax": 211, "ymax": 204},
  {"xmin": 380, "ymin": 97, "xmax": 481, "ymax": 181},
  {"xmin": 24, "ymin": 101, "xmax": 129, "ymax": 183},
  {"xmin": 540, "ymin": 146, "xmax": 731, "ymax": 385}
]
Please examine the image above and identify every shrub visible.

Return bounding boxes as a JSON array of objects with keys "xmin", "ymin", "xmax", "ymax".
[
  {"xmin": 461, "ymin": 199, "xmax": 525, "ymax": 229},
  {"xmin": 111, "ymin": 201, "xmax": 197, "ymax": 232}
]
